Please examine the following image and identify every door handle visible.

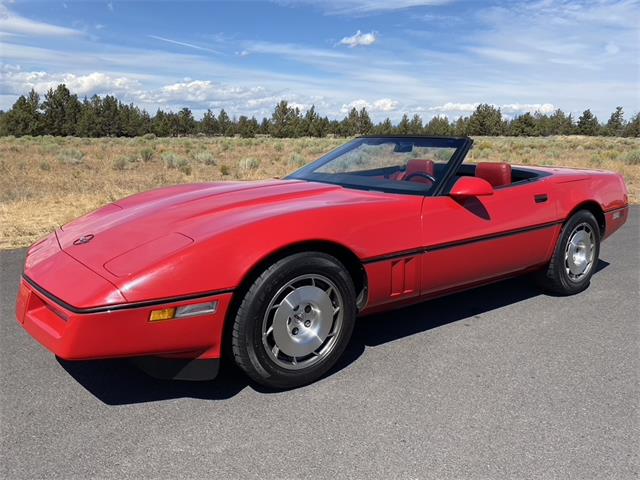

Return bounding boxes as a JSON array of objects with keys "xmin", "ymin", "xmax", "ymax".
[{"xmin": 534, "ymin": 194, "xmax": 548, "ymax": 203}]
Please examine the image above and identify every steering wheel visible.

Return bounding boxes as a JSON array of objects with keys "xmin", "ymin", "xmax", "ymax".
[{"xmin": 404, "ymin": 172, "xmax": 436, "ymax": 183}]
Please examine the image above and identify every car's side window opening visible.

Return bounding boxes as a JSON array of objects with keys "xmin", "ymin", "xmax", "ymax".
[{"xmin": 443, "ymin": 163, "xmax": 548, "ymax": 194}]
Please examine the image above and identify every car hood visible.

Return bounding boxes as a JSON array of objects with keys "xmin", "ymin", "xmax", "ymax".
[{"xmin": 56, "ymin": 179, "xmax": 349, "ymax": 278}]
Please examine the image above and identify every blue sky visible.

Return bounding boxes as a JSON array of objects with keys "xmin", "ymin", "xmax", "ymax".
[{"xmin": 1, "ymin": 0, "xmax": 639, "ymax": 121}]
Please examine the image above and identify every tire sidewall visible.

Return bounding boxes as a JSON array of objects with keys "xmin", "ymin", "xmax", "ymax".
[
  {"xmin": 239, "ymin": 252, "xmax": 356, "ymax": 388},
  {"xmin": 553, "ymin": 211, "xmax": 601, "ymax": 294}
]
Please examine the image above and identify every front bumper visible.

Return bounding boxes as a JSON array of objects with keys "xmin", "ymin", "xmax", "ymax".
[{"xmin": 16, "ymin": 277, "xmax": 232, "ymax": 363}]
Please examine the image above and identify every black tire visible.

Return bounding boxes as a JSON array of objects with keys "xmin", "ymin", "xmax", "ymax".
[
  {"xmin": 536, "ymin": 210, "xmax": 600, "ymax": 295},
  {"xmin": 231, "ymin": 252, "xmax": 357, "ymax": 389}
]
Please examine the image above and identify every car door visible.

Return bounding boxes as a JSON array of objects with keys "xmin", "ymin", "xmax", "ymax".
[{"xmin": 419, "ymin": 176, "xmax": 560, "ymax": 295}]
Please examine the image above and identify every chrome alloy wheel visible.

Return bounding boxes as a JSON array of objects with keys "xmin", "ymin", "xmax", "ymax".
[
  {"xmin": 262, "ymin": 274, "xmax": 344, "ymax": 370},
  {"xmin": 564, "ymin": 222, "xmax": 595, "ymax": 282}
]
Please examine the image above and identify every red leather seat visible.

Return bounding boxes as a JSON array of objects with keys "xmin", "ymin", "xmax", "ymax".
[
  {"xmin": 392, "ymin": 159, "xmax": 435, "ymax": 183},
  {"xmin": 475, "ymin": 162, "xmax": 512, "ymax": 187}
]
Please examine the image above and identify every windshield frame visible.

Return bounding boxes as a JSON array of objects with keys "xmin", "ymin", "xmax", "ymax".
[{"xmin": 286, "ymin": 136, "xmax": 473, "ymax": 196}]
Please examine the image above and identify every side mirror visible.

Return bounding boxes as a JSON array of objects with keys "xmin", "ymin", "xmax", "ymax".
[{"xmin": 450, "ymin": 176, "xmax": 494, "ymax": 200}]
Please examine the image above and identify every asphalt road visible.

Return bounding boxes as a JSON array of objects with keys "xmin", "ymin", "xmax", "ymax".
[{"xmin": 1, "ymin": 209, "xmax": 638, "ymax": 480}]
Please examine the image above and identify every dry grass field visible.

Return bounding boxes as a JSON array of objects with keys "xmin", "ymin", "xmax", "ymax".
[{"xmin": 1, "ymin": 135, "xmax": 638, "ymax": 249}]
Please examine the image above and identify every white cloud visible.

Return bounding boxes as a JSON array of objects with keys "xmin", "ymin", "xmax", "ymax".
[
  {"xmin": 242, "ymin": 40, "xmax": 354, "ymax": 72},
  {"xmin": 288, "ymin": 102, "xmax": 309, "ymax": 112},
  {"xmin": 412, "ymin": 13, "xmax": 461, "ymax": 24},
  {"xmin": 0, "ymin": 5, "xmax": 83, "ymax": 37},
  {"xmin": 428, "ymin": 102, "xmax": 556, "ymax": 117},
  {"xmin": 500, "ymin": 103, "xmax": 555, "ymax": 115},
  {"xmin": 148, "ymin": 35, "xmax": 221, "ymax": 54},
  {"xmin": 243, "ymin": 96, "xmax": 324, "ymax": 115},
  {"xmin": 1, "ymin": 1, "xmax": 637, "ymax": 121},
  {"xmin": 246, "ymin": 96, "xmax": 283, "ymax": 108},
  {"xmin": 282, "ymin": 0, "xmax": 456, "ymax": 15},
  {"xmin": 533, "ymin": 0, "xmax": 639, "ymax": 29},
  {"xmin": 472, "ymin": 1, "xmax": 639, "ymax": 70},
  {"xmin": 341, "ymin": 98, "xmax": 398, "ymax": 113},
  {"xmin": 0, "ymin": 68, "xmax": 142, "ymax": 97},
  {"xmin": 145, "ymin": 80, "xmax": 267, "ymax": 105},
  {"xmin": 605, "ymin": 42, "xmax": 620, "ymax": 55},
  {"xmin": 372, "ymin": 98, "xmax": 399, "ymax": 111},
  {"xmin": 139, "ymin": 83, "xmax": 334, "ymax": 118},
  {"xmin": 428, "ymin": 102, "xmax": 478, "ymax": 113},
  {"xmin": 469, "ymin": 47, "xmax": 533, "ymax": 65},
  {"xmin": 247, "ymin": 41, "xmax": 350, "ymax": 60},
  {"xmin": 0, "ymin": 67, "xmax": 301, "ymax": 115},
  {"xmin": 339, "ymin": 30, "xmax": 377, "ymax": 47},
  {"xmin": 340, "ymin": 99, "xmax": 369, "ymax": 112}
]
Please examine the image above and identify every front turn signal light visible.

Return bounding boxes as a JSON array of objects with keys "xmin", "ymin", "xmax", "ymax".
[
  {"xmin": 149, "ymin": 301, "xmax": 218, "ymax": 322},
  {"xmin": 149, "ymin": 308, "xmax": 176, "ymax": 322}
]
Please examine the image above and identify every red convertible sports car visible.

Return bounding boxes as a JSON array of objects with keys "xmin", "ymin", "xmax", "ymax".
[{"xmin": 16, "ymin": 136, "xmax": 629, "ymax": 388}]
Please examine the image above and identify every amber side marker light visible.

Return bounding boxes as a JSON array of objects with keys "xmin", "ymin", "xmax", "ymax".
[{"xmin": 149, "ymin": 301, "xmax": 218, "ymax": 322}]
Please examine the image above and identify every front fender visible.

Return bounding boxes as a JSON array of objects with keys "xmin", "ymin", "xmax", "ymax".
[{"xmin": 114, "ymin": 196, "xmax": 423, "ymax": 303}]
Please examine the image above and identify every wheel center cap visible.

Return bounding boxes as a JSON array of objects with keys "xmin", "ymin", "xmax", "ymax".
[
  {"xmin": 272, "ymin": 286, "xmax": 334, "ymax": 357},
  {"xmin": 566, "ymin": 227, "xmax": 593, "ymax": 278}
]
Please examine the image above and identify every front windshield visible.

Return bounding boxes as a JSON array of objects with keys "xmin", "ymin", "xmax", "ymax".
[{"xmin": 287, "ymin": 137, "xmax": 467, "ymax": 195}]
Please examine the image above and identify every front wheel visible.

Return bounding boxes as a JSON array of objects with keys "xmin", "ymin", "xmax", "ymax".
[
  {"xmin": 535, "ymin": 210, "xmax": 600, "ymax": 295},
  {"xmin": 231, "ymin": 252, "xmax": 356, "ymax": 389}
]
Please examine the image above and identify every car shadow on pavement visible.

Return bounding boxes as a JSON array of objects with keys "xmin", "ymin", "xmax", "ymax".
[
  {"xmin": 58, "ymin": 260, "xmax": 609, "ymax": 405},
  {"xmin": 57, "ymin": 356, "xmax": 251, "ymax": 404}
]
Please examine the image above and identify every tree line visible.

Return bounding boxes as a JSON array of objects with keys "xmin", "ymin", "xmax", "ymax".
[{"xmin": 1, "ymin": 84, "xmax": 638, "ymax": 138}]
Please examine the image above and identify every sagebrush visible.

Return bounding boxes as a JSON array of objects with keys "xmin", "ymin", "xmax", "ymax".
[{"xmin": 0, "ymin": 135, "xmax": 638, "ymax": 249}]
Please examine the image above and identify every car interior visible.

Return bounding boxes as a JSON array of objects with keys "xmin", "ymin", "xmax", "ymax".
[
  {"xmin": 389, "ymin": 159, "xmax": 436, "ymax": 183},
  {"xmin": 291, "ymin": 139, "xmax": 549, "ymax": 196},
  {"xmin": 388, "ymin": 160, "xmax": 543, "ymax": 189},
  {"xmin": 453, "ymin": 162, "xmax": 544, "ymax": 188}
]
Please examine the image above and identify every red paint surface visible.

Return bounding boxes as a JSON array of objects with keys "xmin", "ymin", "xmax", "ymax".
[
  {"xmin": 17, "ymin": 279, "xmax": 231, "ymax": 360},
  {"xmin": 17, "ymin": 166, "xmax": 629, "ymax": 361}
]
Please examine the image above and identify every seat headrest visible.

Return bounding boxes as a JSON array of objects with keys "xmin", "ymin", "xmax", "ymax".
[
  {"xmin": 475, "ymin": 162, "xmax": 512, "ymax": 187},
  {"xmin": 405, "ymin": 159, "xmax": 435, "ymax": 177},
  {"xmin": 400, "ymin": 159, "xmax": 436, "ymax": 184}
]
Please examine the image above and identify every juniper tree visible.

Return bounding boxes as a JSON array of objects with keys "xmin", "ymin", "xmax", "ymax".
[
  {"xmin": 408, "ymin": 114, "xmax": 423, "ymax": 134},
  {"xmin": 623, "ymin": 113, "xmax": 640, "ymax": 138},
  {"xmin": 577, "ymin": 109, "xmax": 600, "ymax": 136},
  {"xmin": 605, "ymin": 107, "xmax": 625, "ymax": 136},
  {"xmin": 397, "ymin": 114, "xmax": 410, "ymax": 135},
  {"xmin": 217, "ymin": 109, "xmax": 232, "ymax": 136},
  {"xmin": 3, "ymin": 89, "xmax": 42, "ymax": 136},
  {"xmin": 41, "ymin": 84, "xmax": 82, "ymax": 136},
  {"xmin": 509, "ymin": 112, "xmax": 539, "ymax": 136},
  {"xmin": 468, "ymin": 104, "xmax": 503, "ymax": 136},
  {"xmin": 200, "ymin": 109, "xmax": 219, "ymax": 135},
  {"xmin": 424, "ymin": 116, "xmax": 452, "ymax": 136}
]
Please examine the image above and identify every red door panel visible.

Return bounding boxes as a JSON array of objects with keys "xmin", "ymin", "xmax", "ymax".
[
  {"xmin": 421, "ymin": 225, "xmax": 560, "ymax": 294},
  {"xmin": 420, "ymin": 181, "xmax": 560, "ymax": 295}
]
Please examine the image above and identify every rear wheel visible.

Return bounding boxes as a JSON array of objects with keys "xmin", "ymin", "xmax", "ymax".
[
  {"xmin": 231, "ymin": 252, "xmax": 356, "ymax": 389},
  {"xmin": 536, "ymin": 210, "xmax": 600, "ymax": 295}
]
